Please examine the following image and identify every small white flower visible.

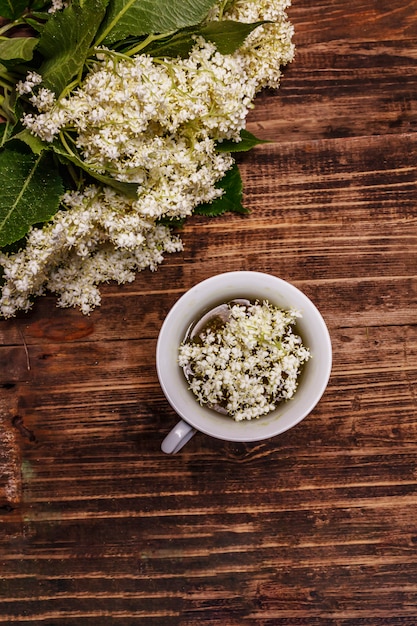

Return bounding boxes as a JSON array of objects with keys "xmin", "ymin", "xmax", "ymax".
[
  {"xmin": 48, "ymin": 0, "xmax": 68, "ymax": 13},
  {"xmin": 16, "ymin": 71, "xmax": 43, "ymax": 95},
  {"xmin": 29, "ymin": 88, "xmax": 56, "ymax": 112}
]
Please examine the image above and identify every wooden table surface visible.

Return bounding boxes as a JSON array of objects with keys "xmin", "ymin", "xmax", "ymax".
[{"xmin": 1, "ymin": 1, "xmax": 417, "ymax": 624}]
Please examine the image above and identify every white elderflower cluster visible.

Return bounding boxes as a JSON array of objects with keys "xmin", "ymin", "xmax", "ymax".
[
  {"xmin": 0, "ymin": 186, "xmax": 183, "ymax": 317},
  {"xmin": 20, "ymin": 0, "xmax": 294, "ymax": 155},
  {"xmin": 210, "ymin": 0, "xmax": 295, "ymax": 89},
  {"xmin": 21, "ymin": 40, "xmax": 248, "ymax": 210},
  {"xmin": 21, "ymin": 42, "xmax": 244, "ymax": 218},
  {"xmin": 16, "ymin": 71, "xmax": 42, "ymax": 95},
  {"xmin": 178, "ymin": 301, "xmax": 310, "ymax": 421},
  {"xmin": 22, "ymin": 38, "xmax": 255, "ymax": 146},
  {"xmin": 1, "ymin": 0, "xmax": 295, "ymax": 317}
]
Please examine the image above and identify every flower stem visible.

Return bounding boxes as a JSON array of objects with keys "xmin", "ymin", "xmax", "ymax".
[
  {"xmin": 0, "ymin": 119, "xmax": 11, "ymax": 145},
  {"xmin": 90, "ymin": 47, "xmax": 133, "ymax": 64},
  {"xmin": 0, "ymin": 19, "xmax": 25, "ymax": 37},
  {"xmin": 59, "ymin": 130, "xmax": 77, "ymax": 158},
  {"xmin": 218, "ymin": 0, "xmax": 232, "ymax": 21}
]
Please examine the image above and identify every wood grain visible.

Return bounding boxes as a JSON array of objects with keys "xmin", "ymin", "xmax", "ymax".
[{"xmin": 1, "ymin": 0, "xmax": 417, "ymax": 624}]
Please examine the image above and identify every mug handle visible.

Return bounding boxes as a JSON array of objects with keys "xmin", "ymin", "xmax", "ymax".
[{"xmin": 161, "ymin": 420, "xmax": 197, "ymax": 454}]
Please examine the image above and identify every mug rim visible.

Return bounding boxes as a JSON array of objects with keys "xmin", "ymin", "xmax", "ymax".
[{"xmin": 156, "ymin": 271, "xmax": 332, "ymax": 442}]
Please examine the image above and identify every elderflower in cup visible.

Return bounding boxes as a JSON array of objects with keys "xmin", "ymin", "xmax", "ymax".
[{"xmin": 157, "ymin": 271, "xmax": 332, "ymax": 454}]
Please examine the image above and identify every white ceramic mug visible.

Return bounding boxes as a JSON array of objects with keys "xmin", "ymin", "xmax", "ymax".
[{"xmin": 156, "ymin": 271, "xmax": 332, "ymax": 454}]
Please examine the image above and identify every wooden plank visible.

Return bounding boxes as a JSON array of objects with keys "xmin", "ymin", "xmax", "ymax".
[
  {"xmin": 248, "ymin": 0, "xmax": 417, "ymax": 142},
  {"xmin": 0, "ymin": 414, "xmax": 20, "ymax": 510}
]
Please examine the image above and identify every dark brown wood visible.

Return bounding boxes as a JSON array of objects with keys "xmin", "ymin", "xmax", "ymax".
[{"xmin": 1, "ymin": 0, "xmax": 417, "ymax": 623}]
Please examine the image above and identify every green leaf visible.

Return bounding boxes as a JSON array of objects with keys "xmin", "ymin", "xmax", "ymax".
[
  {"xmin": 99, "ymin": 0, "xmax": 218, "ymax": 45},
  {"xmin": 216, "ymin": 129, "xmax": 270, "ymax": 153},
  {"xmin": 23, "ymin": 16, "xmax": 48, "ymax": 34},
  {"xmin": 194, "ymin": 163, "xmax": 249, "ymax": 217},
  {"xmin": 23, "ymin": 4, "xmax": 60, "ymax": 29},
  {"xmin": 0, "ymin": 0, "xmax": 28, "ymax": 20},
  {"xmin": 12, "ymin": 129, "xmax": 48, "ymax": 155},
  {"xmin": 37, "ymin": 0, "xmax": 110, "ymax": 96},
  {"xmin": 0, "ymin": 149, "xmax": 64, "ymax": 247},
  {"xmin": 0, "ymin": 37, "xmax": 38, "ymax": 63},
  {"xmin": 28, "ymin": 1, "xmax": 51, "ymax": 10},
  {"xmin": 52, "ymin": 140, "xmax": 139, "ymax": 199},
  {"xmin": 157, "ymin": 215, "xmax": 185, "ymax": 229},
  {"xmin": 139, "ymin": 27, "xmax": 195, "ymax": 59},
  {"xmin": 199, "ymin": 20, "xmax": 268, "ymax": 55},
  {"xmin": 142, "ymin": 19, "xmax": 267, "ymax": 60}
]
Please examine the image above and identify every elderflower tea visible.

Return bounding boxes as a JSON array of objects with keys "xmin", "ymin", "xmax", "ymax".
[
  {"xmin": 178, "ymin": 300, "xmax": 311, "ymax": 422},
  {"xmin": 157, "ymin": 271, "xmax": 331, "ymax": 454}
]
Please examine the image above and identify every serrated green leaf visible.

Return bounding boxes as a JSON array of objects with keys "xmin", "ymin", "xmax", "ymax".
[
  {"xmin": 38, "ymin": 0, "xmax": 110, "ymax": 96},
  {"xmin": 194, "ymin": 163, "xmax": 249, "ymax": 217},
  {"xmin": 12, "ymin": 129, "xmax": 48, "ymax": 155},
  {"xmin": 0, "ymin": 0, "xmax": 27, "ymax": 20},
  {"xmin": 142, "ymin": 20, "xmax": 267, "ymax": 60},
  {"xmin": 99, "ymin": 0, "xmax": 218, "ymax": 45},
  {"xmin": 0, "ymin": 37, "xmax": 38, "ymax": 63},
  {"xmin": 199, "ymin": 20, "xmax": 268, "ymax": 55},
  {"xmin": 216, "ymin": 129, "xmax": 270, "ymax": 153},
  {"xmin": 0, "ymin": 149, "xmax": 64, "ymax": 246}
]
